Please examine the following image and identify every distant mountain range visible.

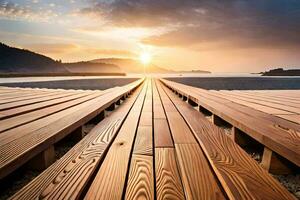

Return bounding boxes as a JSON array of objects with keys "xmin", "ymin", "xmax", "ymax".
[
  {"xmin": 91, "ymin": 58, "xmax": 171, "ymax": 73},
  {"xmin": 178, "ymin": 69, "xmax": 211, "ymax": 74},
  {"xmin": 0, "ymin": 43, "xmax": 66, "ymax": 73},
  {"xmin": 0, "ymin": 43, "xmax": 210, "ymax": 76},
  {"xmin": 0, "ymin": 43, "xmax": 124, "ymax": 76}
]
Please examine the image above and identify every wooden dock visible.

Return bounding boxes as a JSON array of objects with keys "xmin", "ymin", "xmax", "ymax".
[{"xmin": 0, "ymin": 78, "xmax": 299, "ymax": 199}]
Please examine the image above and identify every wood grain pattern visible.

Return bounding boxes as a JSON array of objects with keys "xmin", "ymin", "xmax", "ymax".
[
  {"xmin": 153, "ymin": 82, "xmax": 173, "ymax": 147},
  {"xmin": 0, "ymin": 90, "xmax": 62, "ymax": 104},
  {"xmin": 175, "ymin": 144, "xmax": 225, "ymax": 200},
  {"xmin": 0, "ymin": 79, "xmax": 143, "ymax": 179},
  {"xmin": 0, "ymin": 92, "xmax": 74, "ymax": 111},
  {"xmin": 10, "ymin": 81, "xmax": 144, "ymax": 200},
  {"xmin": 161, "ymin": 79, "xmax": 300, "ymax": 167},
  {"xmin": 133, "ymin": 126, "xmax": 153, "ymax": 155},
  {"xmin": 215, "ymin": 90, "xmax": 300, "ymax": 109},
  {"xmin": 84, "ymin": 80, "xmax": 147, "ymax": 199},
  {"xmin": 156, "ymin": 83, "xmax": 196, "ymax": 144},
  {"xmin": 154, "ymin": 119, "xmax": 173, "ymax": 148},
  {"xmin": 0, "ymin": 91, "xmax": 96, "ymax": 119},
  {"xmin": 162, "ymin": 83, "xmax": 296, "ymax": 200},
  {"xmin": 276, "ymin": 114, "xmax": 300, "ymax": 124},
  {"xmin": 156, "ymin": 80, "xmax": 225, "ymax": 199},
  {"xmin": 11, "ymin": 99, "xmax": 137, "ymax": 199},
  {"xmin": 125, "ymin": 155, "xmax": 154, "ymax": 200},
  {"xmin": 0, "ymin": 92, "xmax": 102, "ymax": 132},
  {"xmin": 153, "ymin": 81, "xmax": 166, "ymax": 119},
  {"xmin": 155, "ymin": 148, "xmax": 185, "ymax": 200},
  {"xmin": 139, "ymin": 112, "xmax": 152, "ymax": 126}
]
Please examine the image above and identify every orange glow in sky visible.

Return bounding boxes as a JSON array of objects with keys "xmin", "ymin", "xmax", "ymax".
[{"xmin": 1, "ymin": 0, "xmax": 299, "ymax": 72}]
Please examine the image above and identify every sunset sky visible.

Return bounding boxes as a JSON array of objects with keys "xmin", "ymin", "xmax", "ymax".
[{"xmin": 1, "ymin": 0, "xmax": 300, "ymax": 72}]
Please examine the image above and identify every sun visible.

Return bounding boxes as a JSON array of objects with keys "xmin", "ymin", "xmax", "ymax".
[{"xmin": 139, "ymin": 52, "xmax": 152, "ymax": 65}]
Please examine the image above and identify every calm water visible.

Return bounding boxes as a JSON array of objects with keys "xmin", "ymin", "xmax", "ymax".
[
  {"xmin": 165, "ymin": 76, "xmax": 300, "ymax": 90},
  {"xmin": 0, "ymin": 73, "xmax": 299, "ymax": 90}
]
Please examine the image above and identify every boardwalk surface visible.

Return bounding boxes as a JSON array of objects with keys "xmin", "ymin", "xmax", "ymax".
[
  {"xmin": 210, "ymin": 90, "xmax": 300, "ymax": 124},
  {"xmin": 0, "ymin": 79, "xmax": 298, "ymax": 199}
]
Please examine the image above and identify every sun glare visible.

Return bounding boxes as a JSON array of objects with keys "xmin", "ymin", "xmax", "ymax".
[{"xmin": 140, "ymin": 52, "xmax": 152, "ymax": 65}]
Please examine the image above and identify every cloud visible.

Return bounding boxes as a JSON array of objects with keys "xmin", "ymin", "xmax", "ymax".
[
  {"xmin": 25, "ymin": 43, "xmax": 79, "ymax": 54},
  {"xmin": 80, "ymin": 0, "xmax": 300, "ymax": 50},
  {"xmin": 0, "ymin": 1, "xmax": 58, "ymax": 22}
]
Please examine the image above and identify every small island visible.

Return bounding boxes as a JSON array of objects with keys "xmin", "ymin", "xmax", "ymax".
[
  {"xmin": 260, "ymin": 68, "xmax": 300, "ymax": 76},
  {"xmin": 178, "ymin": 69, "xmax": 211, "ymax": 74}
]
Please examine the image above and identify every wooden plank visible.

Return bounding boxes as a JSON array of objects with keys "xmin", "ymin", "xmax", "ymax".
[
  {"xmin": 0, "ymin": 79, "xmax": 143, "ymax": 179},
  {"xmin": 240, "ymin": 91, "xmax": 300, "ymax": 104},
  {"xmin": 261, "ymin": 147, "xmax": 294, "ymax": 174},
  {"xmin": 161, "ymin": 79, "xmax": 300, "ymax": 167},
  {"xmin": 162, "ymin": 82, "xmax": 296, "ymax": 199},
  {"xmin": 156, "ymin": 83, "xmax": 196, "ymax": 144},
  {"xmin": 0, "ymin": 91, "xmax": 77, "ymax": 110},
  {"xmin": 84, "ymin": 80, "xmax": 147, "ymax": 199},
  {"xmin": 276, "ymin": 114, "xmax": 300, "ymax": 124},
  {"xmin": 0, "ymin": 90, "xmax": 65, "ymax": 104},
  {"xmin": 165, "ymin": 112, "xmax": 196, "ymax": 144},
  {"xmin": 125, "ymin": 155, "xmax": 154, "ymax": 199},
  {"xmin": 153, "ymin": 104, "xmax": 165, "ymax": 119},
  {"xmin": 155, "ymin": 148, "xmax": 185, "ymax": 200},
  {"xmin": 216, "ymin": 90, "xmax": 300, "ymax": 109},
  {"xmin": 0, "ymin": 91, "xmax": 97, "ymax": 120},
  {"xmin": 156, "ymin": 81, "xmax": 225, "ymax": 199},
  {"xmin": 124, "ymin": 79, "xmax": 154, "ymax": 199},
  {"xmin": 175, "ymin": 144, "xmax": 225, "ymax": 199},
  {"xmin": 133, "ymin": 126, "xmax": 153, "ymax": 155},
  {"xmin": 154, "ymin": 119, "xmax": 173, "ymax": 148},
  {"xmin": 139, "ymin": 112, "xmax": 152, "ymax": 126},
  {"xmin": 0, "ymin": 92, "xmax": 103, "ymax": 132},
  {"xmin": 211, "ymin": 91, "xmax": 299, "ymax": 115},
  {"xmin": 10, "ymin": 84, "xmax": 143, "ymax": 199},
  {"xmin": 0, "ymin": 89, "xmax": 61, "ymax": 100}
]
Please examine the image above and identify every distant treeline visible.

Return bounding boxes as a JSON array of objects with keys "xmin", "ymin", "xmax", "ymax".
[
  {"xmin": 261, "ymin": 68, "xmax": 300, "ymax": 76},
  {"xmin": 0, "ymin": 43, "xmax": 124, "ymax": 76}
]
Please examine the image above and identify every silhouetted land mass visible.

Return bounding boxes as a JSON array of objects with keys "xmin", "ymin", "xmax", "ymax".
[
  {"xmin": 0, "ymin": 43, "xmax": 125, "ymax": 76},
  {"xmin": 179, "ymin": 69, "xmax": 211, "ymax": 74},
  {"xmin": 260, "ymin": 68, "xmax": 300, "ymax": 76},
  {"xmin": 0, "ymin": 43, "xmax": 65, "ymax": 73}
]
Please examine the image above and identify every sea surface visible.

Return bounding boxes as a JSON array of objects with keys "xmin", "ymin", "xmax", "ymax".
[
  {"xmin": 165, "ymin": 76, "xmax": 300, "ymax": 90},
  {"xmin": 0, "ymin": 73, "xmax": 299, "ymax": 90}
]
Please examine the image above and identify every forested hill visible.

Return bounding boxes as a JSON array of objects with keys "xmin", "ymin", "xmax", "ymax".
[
  {"xmin": 0, "ymin": 43, "xmax": 66, "ymax": 73},
  {"xmin": 0, "ymin": 43, "xmax": 124, "ymax": 75}
]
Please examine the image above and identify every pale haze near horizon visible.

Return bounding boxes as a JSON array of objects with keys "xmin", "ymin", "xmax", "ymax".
[{"xmin": 0, "ymin": 0, "xmax": 300, "ymax": 73}]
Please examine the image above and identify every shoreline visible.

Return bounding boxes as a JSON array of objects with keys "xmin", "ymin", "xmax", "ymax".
[{"xmin": 0, "ymin": 72, "xmax": 126, "ymax": 78}]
